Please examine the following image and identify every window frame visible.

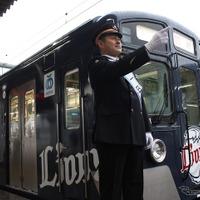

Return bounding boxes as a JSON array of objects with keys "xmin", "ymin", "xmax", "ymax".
[{"xmin": 64, "ymin": 68, "xmax": 80, "ymax": 130}]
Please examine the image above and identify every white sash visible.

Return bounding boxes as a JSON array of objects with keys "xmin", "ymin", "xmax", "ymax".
[{"xmin": 124, "ymin": 73, "xmax": 143, "ymax": 109}]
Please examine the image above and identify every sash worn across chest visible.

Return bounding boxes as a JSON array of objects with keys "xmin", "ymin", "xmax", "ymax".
[{"xmin": 124, "ymin": 73, "xmax": 142, "ymax": 109}]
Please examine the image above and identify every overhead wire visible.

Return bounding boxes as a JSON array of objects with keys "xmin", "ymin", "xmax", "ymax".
[{"xmin": 7, "ymin": 0, "xmax": 102, "ymax": 65}]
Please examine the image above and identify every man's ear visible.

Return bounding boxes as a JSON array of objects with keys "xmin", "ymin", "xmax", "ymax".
[{"xmin": 97, "ymin": 39, "xmax": 104, "ymax": 49}]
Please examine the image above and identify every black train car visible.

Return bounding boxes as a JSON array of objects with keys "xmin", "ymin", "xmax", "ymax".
[{"xmin": 0, "ymin": 11, "xmax": 200, "ymax": 200}]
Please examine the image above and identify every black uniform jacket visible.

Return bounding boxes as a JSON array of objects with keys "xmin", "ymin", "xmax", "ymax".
[{"xmin": 88, "ymin": 46, "xmax": 151, "ymax": 146}]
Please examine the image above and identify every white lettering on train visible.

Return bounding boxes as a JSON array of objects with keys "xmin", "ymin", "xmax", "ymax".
[
  {"xmin": 39, "ymin": 146, "xmax": 57, "ymax": 188},
  {"xmin": 39, "ymin": 143, "xmax": 99, "ymax": 188}
]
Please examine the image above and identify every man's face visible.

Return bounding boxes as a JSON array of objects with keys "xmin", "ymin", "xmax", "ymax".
[{"xmin": 97, "ymin": 35, "xmax": 122, "ymax": 57}]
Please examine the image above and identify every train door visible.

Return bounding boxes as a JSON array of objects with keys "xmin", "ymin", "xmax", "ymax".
[
  {"xmin": 9, "ymin": 79, "xmax": 38, "ymax": 193},
  {"xmin": 59, "ymin": 60, "xmax": 87, "ymax": 199}
]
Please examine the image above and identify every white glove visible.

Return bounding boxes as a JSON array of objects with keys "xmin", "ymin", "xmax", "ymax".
[
  {"xmin": 145, "ymin": 26, "xmax": 170, "ymax": 52},
  {"xmin": 144, "ymin": 132, "xmax": 154, "ymax": 150}
]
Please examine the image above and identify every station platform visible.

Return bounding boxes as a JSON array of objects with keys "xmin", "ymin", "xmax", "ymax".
[{"xmin": 0, "ymin": 189, "xmax": 31, "ymax": 200}]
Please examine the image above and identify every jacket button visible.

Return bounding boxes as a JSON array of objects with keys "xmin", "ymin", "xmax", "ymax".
[{"xmin": 131, "ymin": 109, "xmax": 134, "ymax": 112}]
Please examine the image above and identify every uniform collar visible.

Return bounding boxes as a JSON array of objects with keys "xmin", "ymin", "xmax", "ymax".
[{"xmin": 102, "ymin": 54, "xmax": 119, "ymax": 62}]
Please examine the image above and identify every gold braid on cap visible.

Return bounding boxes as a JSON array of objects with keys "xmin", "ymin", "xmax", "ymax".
[{"xmin": 95, "ymin": 28, "xmax": 119, "ymax": 45}]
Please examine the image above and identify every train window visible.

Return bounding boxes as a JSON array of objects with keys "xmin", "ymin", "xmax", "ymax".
[
  {"xmin": 121, "ymin": 22, "xmax": 167, "ymax": 51},
  {"xmin": 173, "ymin": 30, "xmax": 195, "ymax": 55},
  {"xmin": 64, "ymin": 69, "xmax": 80, "ymax": 129},
  {"xmin": 24, "ymin": 89, "xmax": 35, "ymax": 137},
  {"xmin": 10, "ymin": 96, "xmax": 19, "ymax": 138},
  {"xmin": 180, "ymin": 67, "xmax": 200, "ymax": 125},
  {"xmin": 135, "ymin": 61, "xmax": 171, "ymax": 120}
]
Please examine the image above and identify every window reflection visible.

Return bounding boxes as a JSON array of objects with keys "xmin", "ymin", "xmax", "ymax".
[
  {"xmin": 135, "ymin": 61, "xmax": 171, "ymax": 122},
  {"xmin": 64, "ymin": 69, "xmax": 80, "ymax": 129},
  {"xmin": 10, "ymin": 96, "xmax": 19, "ymax": 138},
  {"xmin": 24, "ymin": 89, "xmax": 35, "ymax": 137},
  {"xmin": 121, "ymin": 22, "xmax": 166, "ymax": 51},
  {"xmin": 180, "ymin": 67, "xmax": 200, "ymax": 125}
]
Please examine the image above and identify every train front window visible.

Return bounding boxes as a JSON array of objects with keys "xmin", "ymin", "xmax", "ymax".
[
  {"xmin": 64, "ymin": 69, "xmax": 80, "ymax": 129},
  {"xmin": 180, "ymin": 67, "xmax": 200, "ymax": 125},
  {"xmin": 135, "ymin": 61, "xmax": 171, "ymax": 124},
  {"xmin": 121, "ymin": 22, "xmax": 167, "ymax": 51},
  {"xmin": 173, "ymin": 30, "xmax": 195, "ymax": 55}
]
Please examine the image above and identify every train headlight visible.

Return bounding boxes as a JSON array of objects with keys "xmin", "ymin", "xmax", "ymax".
[{"xmin": 150, "ymin": 139, "xmax": 166, "ymax": 163}]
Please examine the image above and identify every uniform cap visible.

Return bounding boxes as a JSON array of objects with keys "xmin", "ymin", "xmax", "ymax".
[{"xmin": 93, "ymin": 21, "xmax": 122, "ymax": 45}]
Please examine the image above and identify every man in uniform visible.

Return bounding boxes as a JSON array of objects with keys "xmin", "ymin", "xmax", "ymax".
[{"xmin": 88, "ymin": 20, "xmax": 169, "ymax": 200}]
